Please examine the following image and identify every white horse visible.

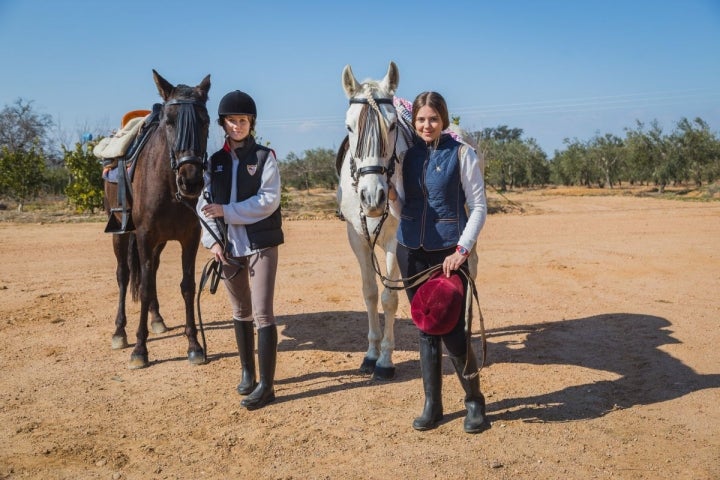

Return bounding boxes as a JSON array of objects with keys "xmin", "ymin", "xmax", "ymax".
[
  {"xmin": 337, "ymin": 62, "xmax": 481, "ymax": 380},
  {"xmin": 337, "ymin": 61, "xmax": 411, "ymax": 380}
]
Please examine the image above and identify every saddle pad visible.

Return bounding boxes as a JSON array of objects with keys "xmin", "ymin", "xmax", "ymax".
[{"xmin": 93, "ymin": 116, "xmax": 147, "ymax": 160}]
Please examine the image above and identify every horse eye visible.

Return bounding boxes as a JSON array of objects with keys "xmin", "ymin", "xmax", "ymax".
[{"xmin": 346, "ymin": 125, "xmax": 353, "ymax": 133}]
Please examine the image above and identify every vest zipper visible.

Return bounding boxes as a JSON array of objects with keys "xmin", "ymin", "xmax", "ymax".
[{"xmin": 419, "ymin": 147, "xmax": 430, "ymax": 248}]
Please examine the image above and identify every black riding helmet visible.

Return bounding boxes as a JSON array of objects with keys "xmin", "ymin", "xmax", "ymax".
[{"xmin": 217, "ymin": 90, "xmax": 257, "ymax": 128}]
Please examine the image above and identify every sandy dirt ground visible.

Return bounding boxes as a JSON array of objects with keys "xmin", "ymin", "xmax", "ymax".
[{"xmin": 0, "ymin": 190, "xmax": 719, "ymax": 479}]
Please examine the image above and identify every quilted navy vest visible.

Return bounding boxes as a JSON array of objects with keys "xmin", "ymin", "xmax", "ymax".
[{"xmin": 398, "ymin": 134, "xmax": 466, "ymax": 250}]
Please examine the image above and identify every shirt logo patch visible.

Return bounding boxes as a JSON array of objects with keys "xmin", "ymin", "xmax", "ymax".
[
  {"xmin": 247, "ymin": 165, "xmax": 257, "ymax": 175},
  {"xmin": 214, "ymin": 165, "xmax": 224, "ymax": 173}
]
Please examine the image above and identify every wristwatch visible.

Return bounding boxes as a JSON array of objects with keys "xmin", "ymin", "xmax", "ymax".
[{"xmin": 456, "ymin": 245, "xmax": 470, "ymax": 256}]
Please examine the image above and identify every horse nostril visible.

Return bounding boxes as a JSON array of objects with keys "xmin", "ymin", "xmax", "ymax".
[{"xmin": 378, "ymin": 189, "xmax": 386, "ymax": 205}]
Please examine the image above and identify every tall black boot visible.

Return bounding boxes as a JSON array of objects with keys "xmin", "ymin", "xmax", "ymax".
[
  {"xmin": 413, "ymin": 335, "xmax": 443, "ymax": 431},
  {"xmin": 241, "ymin": 324, "xmax": 277, "ymax": 410},
  {"xmin": 233, "ymin": 320, "xmax": 257, "ymax": 395},
  {"xmin": 450, "ymin": 347, "xmax": 489, "ymax": 434}
]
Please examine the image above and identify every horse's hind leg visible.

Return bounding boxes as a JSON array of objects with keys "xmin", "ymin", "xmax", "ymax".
[
  {"xmin": 111, "ymin": 233, "xmax": 130, "ymax": 349},
  {"xmin": 128, "ymin": 236, "xmax": 155, "ymax": 369},
  {"xmin": 148, "ymin": 242, "xmax": 168, "ymax": 334},
  {"xmin": 180, "ymin": 236, "xmax": 205, "ymax": 365}
]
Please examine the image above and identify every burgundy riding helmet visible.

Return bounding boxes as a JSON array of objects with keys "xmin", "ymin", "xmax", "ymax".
[{"xmin": 410, "ymin": 271, "xmax": 464, "ymax": 335}]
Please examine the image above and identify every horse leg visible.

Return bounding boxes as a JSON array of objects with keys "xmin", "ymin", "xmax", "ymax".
[
  {"xmin": 347, "ymin": 229, "xmax": 384, "ymax": 376},
  {"xmin": 180, "ymin": 237, "xmax": 205, "ymax": 365},
  {"xmin": 111, "ymin": 233, "xmax": 130, "ymax": 349},
  {"xmin": 129, "ymin": 236, "xmax": 154, "ymax": 369},
  {"xmin": 148, "ymin": 242, "xmax": 168, "ymax": 334},
  {"xmin": 374, "ymin": 247, "xmax": 399, "ymax": 380}
]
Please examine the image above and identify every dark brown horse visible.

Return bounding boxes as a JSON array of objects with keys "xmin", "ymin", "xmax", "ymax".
[{"xmin": 104, "ymin": 70, "xmax": 211, "ymax": 369}]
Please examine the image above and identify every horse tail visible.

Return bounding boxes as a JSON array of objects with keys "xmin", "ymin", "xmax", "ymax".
[{"xmin": 128, "ymin": 233, "xmax": 141, "ymax": 302}]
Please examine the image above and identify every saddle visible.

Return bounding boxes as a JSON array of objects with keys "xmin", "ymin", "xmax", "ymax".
[{"xmin": 99, "ymin": 104, "xmax": 161, "ymax": 234}]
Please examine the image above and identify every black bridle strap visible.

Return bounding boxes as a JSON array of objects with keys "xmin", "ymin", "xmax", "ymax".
[
  {"xmin": 349, "ymin": 97, "xmax": 394, "ymax": 105},
  {"xmin": 356, "ymin": 165, "xmax": 389, "ymax": 176},
  {"xmin": 165, "ymin": 99, "xmax": 206, "ymax": 107}
]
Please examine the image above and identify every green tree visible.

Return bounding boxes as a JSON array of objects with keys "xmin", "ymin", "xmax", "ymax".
[
  {"xmin": 279, "ymin": 148, "xmax": 336, "ymax": 191},
  {"xmin": 551, "ymin": 138, "xmax": 600, "ymax": 186},
  {"xmin": 520, "ymin": 138, "xmax": 551, "ymax": 187},
  {"xmin": 0, "ymin": 144, "xmax": 46, "ymax": 211},
  {"xmin": 673, "ymin": 117, "xmax": 720, "ymax": 186},
  {"xmin": 625, "ymin": 120, "xmax": 676, "ymax": 192},
  {"xmin": 64, "ymin": 140, "xmax": 105, "ymax": 213},
  {"xmin": 587, "ymin": 133, "xmax": 625, "ymax": 188},
  {"xmin": 480, "ymin": 125, "xmax": 524, "ymax": 191}
]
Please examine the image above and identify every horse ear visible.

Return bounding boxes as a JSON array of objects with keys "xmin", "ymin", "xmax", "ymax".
[
  {"xmin": 380, "ymin": 61, "xmax": 399, "ymax": 96},
  {"xmin": 196, "ymin": 74, "xmax": 211, "ymax": 101},
  {"xmin": 152, "ymin": 70, "xmax": 175, "ymax": 102},
  {"xmin": 342, "ymin": 64, "xmax": 360, "ymax": 98}
]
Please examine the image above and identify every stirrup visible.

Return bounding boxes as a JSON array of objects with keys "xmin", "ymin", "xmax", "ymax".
[{"xmin": 104, "ymin": 209, "xmax": 135, "ymax": 234}]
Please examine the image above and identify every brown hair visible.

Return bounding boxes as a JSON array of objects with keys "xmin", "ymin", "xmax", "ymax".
[{"xmin": 412, "ymin": 91, "xmax": 450, "ymax": 130}]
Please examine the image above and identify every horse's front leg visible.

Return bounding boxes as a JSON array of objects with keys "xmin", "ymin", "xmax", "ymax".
[
  {"xmin": 347, "ymin": 229, "xmax": 384, "ymax": 376},
  {"xmin": 180, "ymin": 237, "xmax": 205, "ymax": 365},
  {"xmin": 375, "ymin": 246, "xmax": 399, "ymax": 380},
  {"xmin": 111, "ymin": 233, "xmax": 130, "ymax": 349}
]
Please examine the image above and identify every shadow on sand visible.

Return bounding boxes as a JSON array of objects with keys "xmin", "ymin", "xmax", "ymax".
[{"xmin": 276, "ymin": 311, "xmax": 720, "ymax": 422}]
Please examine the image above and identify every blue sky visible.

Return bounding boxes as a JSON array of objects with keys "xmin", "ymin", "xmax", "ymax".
[{"xmin": 1, "ymin": 0, "xmax": 718, "ymax": 159}]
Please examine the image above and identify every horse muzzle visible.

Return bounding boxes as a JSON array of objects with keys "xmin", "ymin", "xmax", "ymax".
[
  {"xmin": 359, "ymin": 183, "xmax": 388, "ymax": 218},
  {"xmin": 174, "ymin": 155, "xmax": 205, "ymax": 199}
]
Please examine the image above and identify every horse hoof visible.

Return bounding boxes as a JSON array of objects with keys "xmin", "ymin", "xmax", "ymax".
[
  {"xmin": 111, "ymin": 335, "xmax": 129, "ymax": 350},
  {"xmin": 372, "ymin": 365, "xmax": 396, "ymax": 381},
  {"xmin": 359, "ymin": 357, "xmax": 377, "ymax": 374},
  {"xmin": 150, "ymin": 321, "xmax": 167, "ymax": 334},
  {"xmin": 188, "ymin": 350, "xmax": 206, "ymax": 365},
  {"xmin": 129, "ymin": 354, "xmax": 149, "ymax": 369}
]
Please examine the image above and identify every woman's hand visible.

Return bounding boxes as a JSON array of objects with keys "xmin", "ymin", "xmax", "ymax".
[
  {"xmin": 443, "ymin": 251, "xmax": 467, "ymax": 277},
  {"xmin": 202, "ymin": 203, "xmax": 223, "ymax": 219},
  {"xmin": 209, "ymin": 242, "xmax": 227, "ymax": 265}
]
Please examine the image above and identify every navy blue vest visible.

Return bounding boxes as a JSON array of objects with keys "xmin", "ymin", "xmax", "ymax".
[
  {"xmin": 208, "ymin": 137, "xmax": 284, "ymax": 250},
  {"xmin": 398, "ymin": 134, "xmax": 466, "ymax": 250}
]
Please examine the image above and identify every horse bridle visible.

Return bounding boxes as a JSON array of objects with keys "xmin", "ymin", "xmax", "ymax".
[
  {"xmin": 164, "ymin": 99, "xmax": 209, "ymax": 174},
  {"xmin": 347, "ymin": 97, "xmax": 399, "ymax": 187},
  {"xmin": 347, "ymin": 96, "xmax": 401, "ymax": 246}
]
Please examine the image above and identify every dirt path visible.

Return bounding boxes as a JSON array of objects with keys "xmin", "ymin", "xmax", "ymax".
[{"xmin": 1, "ymin": 191, "xmax": 718, "ymax": 479}]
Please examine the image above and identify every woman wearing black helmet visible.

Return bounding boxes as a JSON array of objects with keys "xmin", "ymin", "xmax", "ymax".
[{"xmin": 197, "ymin": 90, "xmax": 284, "ymax": 410}]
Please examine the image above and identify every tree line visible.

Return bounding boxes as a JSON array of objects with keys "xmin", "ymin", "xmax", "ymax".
[{"xmin": 1, "ymin": 98, "xmax": 719, "ymax": 213}]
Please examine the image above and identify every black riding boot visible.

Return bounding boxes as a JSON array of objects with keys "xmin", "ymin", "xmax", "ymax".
[
  {"xmin": 233, "ymin": 320, "xmax": 257, "ymax": 395},
  {"xmin": 450, "ymin": 347, "xmax": 489, "ymax": 434},
  {"xmin": 241, "ymin": 324, "xmax": 277, "ymax": 410},
  {"xmin": 413, "ymin": 335, "xmax": 443, "ymax": 431}
]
